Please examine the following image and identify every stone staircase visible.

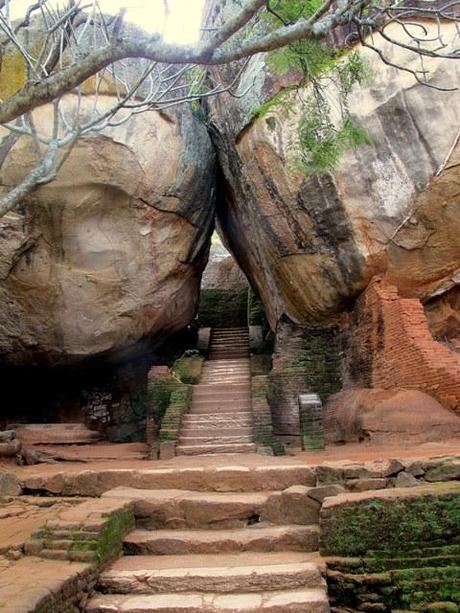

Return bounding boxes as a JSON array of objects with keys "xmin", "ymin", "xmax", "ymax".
[
  {"xmin": 177, "ymin": 327, "xmax": 256, "ymax": 456},
  {"xmin": 85, "ymin": 462, "xmax": 330, "ymax": 612}
]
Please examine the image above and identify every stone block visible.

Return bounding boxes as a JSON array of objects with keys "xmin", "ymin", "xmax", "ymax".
[
  {"xmin": 393, "ymin": 472, "xmax": 420, "ymax": 488},
  {"xmin": 0, "ymin": 472, "xmax": 22, "ymax": 496},
  {"xmin": 424, "ymin": 461, "xmax": 460, "ymax": 482},
  {"xmin": 347, "ymin": 478, "xmax": 388, "ymax": 492},
  {"xmin": 262, "ymin": 485, "xmax": 320, "ymax": 525},
  {"xmin": 308, "ymin": 484, "xmax": 346, "ymax": 503},
  {"xmin": 159, "ymin": 441, "xmax": 176, "ymax": 460},
  {"xmin": 405, "ymin": 461, "xmax": 425, "ymax": 477},
  {"xmin": 315, "ymin": 465, "xmax": 344, "ymax": 484}
]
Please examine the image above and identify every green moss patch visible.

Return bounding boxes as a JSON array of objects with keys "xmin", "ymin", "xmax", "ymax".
[
  {"xmin": 197, "ymin": 289, "xmax": 248, "ymax": 328},
  {"xmin": 323, "ymin": 483, "xmax": 460, "ymax": 611},
  {"xmin": 172, "ymin": 355, "xmax": 204, "ymax": 385}
]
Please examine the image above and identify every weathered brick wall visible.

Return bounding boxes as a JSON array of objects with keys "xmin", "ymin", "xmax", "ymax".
[
  {"xmin": 268, "ymin": 320, "xmax": 342, "ymax": 441},
  {"xmin": 345, "ymin": 278, "xmax": 460, "ymax": 413}
]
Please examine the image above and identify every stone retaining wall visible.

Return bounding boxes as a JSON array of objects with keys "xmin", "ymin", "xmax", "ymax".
[
  {"xmin": 321, "ymin": 482, "xmax": 460, "ymax": 611},
  {"xmin": 269, "ymin": 320, "xmax": 342, "ymax": 443},
  {"xmin": 25, "ymin": 497, "xmax": 134, "ymax": 564}
]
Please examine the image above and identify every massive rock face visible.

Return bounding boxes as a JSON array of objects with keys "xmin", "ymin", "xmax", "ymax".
[
  {"xmin": 208, "ymin": 23, "xmax": 460, "ymax": 329},
  {"xmin": 0, "ymin": 100, "xmax": 215, "ymax": 366}
]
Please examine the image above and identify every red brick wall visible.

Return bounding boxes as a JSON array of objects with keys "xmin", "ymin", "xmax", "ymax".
[{"xmin": 346, "ymin": 278, "xmax": 460, "ymax": 413}]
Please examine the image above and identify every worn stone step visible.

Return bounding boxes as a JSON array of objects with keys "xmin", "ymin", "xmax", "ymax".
[
  {"xmin": 182, "ymin": 412, "xmax": 253, "ymax": 422},
  {"xmin": 96, "ymin": 553, "xmax": 324, "ymax": 594},
  {"xmin": 209, "ymin": 352, "xmax": 249, "ymax": 357},
  {"xmin": 14, "ymin": 423, "xmax": 101, "ymax": 445},
  {"xmin": 203, "ymin": 358, "xmax": 249, "ymax": 363},
  {"xmin": 191, "ymin": 399, "xmax": 250, "ymax": 408},
  {"xmin": 176, "ymin": 443, "xmax": 257, "ymax": 456},
  {"xmin": 21, "ymin": 461, "xmax": 317, "ymax": 495},
  {"xmin": 179, "ymin": 435, "xmax": 254, "ymax": 445},
  {"xmin": 102, "ymin": 488, "xmax": 269, "ymax": 529},
  {"xmin": 203, "ymin": 364, "xmax": 249, "ymax": 368},
  {"xmin": 191, "ymin": 393, "xmax": 250, "ymax": 402},
  {"xmin": 123, "ymin": 525, "xmax": 319, "ymax": 556},
  {"xmin": 86, "ymin": 588, "xmax": 329, "ymax": 613},
  {"xmin": 199, "ymin": 378, "xmax": 249, "ymax": 382},
  {"xmin": 211, "ymin": 338, "xmax": 249, "ymax": 343},
  {"xmin": 191, "ymin": 395, "xmax": 250, "ymax": 404},
  {"xmin": 200, "ymin": 368, "xmax": 249, "ymax": 373},
  {"xmin": 188, "ymin": 406, "xmax": 252, "ymax": 414},
  {"xmin": 181, "ymin": 427, "xmax": 253, "ymax": 437},
  {"xmin": 200, "ymin": 376, "xmax": 249, "ymax": 380},
  {"xmin": 194, "ymin": 384, "xmax": 250, "ymax": 392},
  {"xmin": 200, "ymin": 376, "xmax": 249, "ymax": 381}
]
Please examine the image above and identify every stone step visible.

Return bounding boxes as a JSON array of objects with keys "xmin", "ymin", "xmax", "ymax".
[
  {"xmin": 181, "ymin": 427, "xmax": 253, "ymax": 437},
  {"xmin": 208, "ymin": 357, "xmax": 250, "ymax": 362},
  {"xmin": 123, "ymin": 525, "xmax": 319, "ymax": 556},
  {"xmin": 102, "ymin": 487, "xmax": 269, "ymax": 529},
  {"xmin": 210, "ymin": 344, "xmax": 249, "ymax": 349},
  {"xmin": 201, "ymin": 367, "xmax": 249, "ymax": 373},
  {"xmin": 190, "ymin": 399, "xmax": 251, "ymax": 406},
  {"xmin": 200, "ymin": 373, "xmax": 249, "ymax": 377},
  {"xmin": 179, "ymin": 435, "xmax": 254, "ymax": 445},
  {"xmin": 198, "ymin": 384, "xmax": 249, "ymax": 389},
  {"xmin": 21, "ymin": 461, "xmax": 317, "ymax": 494},
  {"xmin": 187, "ymin": 406, "xmax": 251, "ymax": 414},
  {"xmin": 212, "ymin": 327, "xmax": 249, "ymax": 331},
  {"xmin": 176, "ymin": 443, "xmax": 257, "ymax": 456},
  {"xmin": 191, "ymin": 395, "xmax": 250, "ymax": 403},
  {"xmin": 201, "ymin": 372, "xmax": 250, "ymax": 385},
  {"xmin": 212, "ymin": 329, "xmax": 249, "ymax": 334},
  {"xmin": 211, "ymin": 334, "xmax": 249, "ymax": 339},
  {"xmin": 96, "ymin": 553, "xmax": 324, "ymax": 594},
  {"xmin": 182, "ymin": 412, "xmax": 253, "ymax": 422},
  {"xmin": 13, "ymin": 423, "xmax": 102, "ymax": 445},
  {"xmin": 209, "ymin": 345, "xmax": 249, "ymax": 360},
  {"xmin": 86, "ymin": 588, "xmax": 329, "ymax": 613},
  {"xmin": 192, "ymin": 394, "xmax": 250, "ymax": 401},
  {"xmin": 203, "ymin": 357, "xmax": 249, "ymax": 362},
  {"xmin": 193, "ymin": 384, "xmax": 250, "ymax": 392},
  {"xmin": 87, "ymin": 587, "xmax": 329, "ymax": 613}
]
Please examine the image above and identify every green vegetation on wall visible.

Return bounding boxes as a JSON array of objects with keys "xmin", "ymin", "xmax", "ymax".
[
  {"xmin": 247, "ymin": 287, "xmax": 267, "ymax": 327},
  {"xmin": 292, "ymin": 326, "xmax": 343, "ymax": 401},
  {"xmin": 322, "ymin": 483, "xmax": 460, "ymax": 611},
  {"xmin": 172, "ymin": 354, "xmax": 204, "ymax": 385},
  {"xmin": 197, "ymin": 288, "xmax": 248, "ymax": 328},
  {"xmin": 147, "ymin": 375, "xmax": 181, "ymax": 424}
]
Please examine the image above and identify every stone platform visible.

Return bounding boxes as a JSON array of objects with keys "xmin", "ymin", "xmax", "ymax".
[{"xmin": 0, "ymin": 444, "xmax": 459, "ymax": 612}]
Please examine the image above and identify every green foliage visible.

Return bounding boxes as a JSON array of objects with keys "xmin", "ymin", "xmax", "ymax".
[
  {"xmin": 250, "ymin": 89, "xmax": 293, "ymax": 120},
  {"xmin": 321, "ymin": 488, "xmax": 460, "ymax": 557},
  {"xmin": 197, "ymin": 289, "xmax": 248, "ymax": 328},
  {"xmin": 247, "ymin": 287, "xmax": 267, "ymax": 327},
  {"xmin": 259, "ymin": 0, "xmax": 372, "ymax": 176},
  {"xmin": 267, "ymin": 39, "xmax": 335, "ymax": 78},
  {"xmin": 172, "ymin": 355, "xmax": 204, "ymax": 385},
  {"xmin": 95, "ymin": 508, "xmax": 135, "ymax": 564},
  {"xmin": 147, "ymin": 376, "xmax": 179, "ymax": 423}
]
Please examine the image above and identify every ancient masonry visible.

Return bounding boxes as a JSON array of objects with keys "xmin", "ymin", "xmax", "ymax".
[{"xmin": 177, "ymin": 327, "xmax": 257, "ymax": 455}]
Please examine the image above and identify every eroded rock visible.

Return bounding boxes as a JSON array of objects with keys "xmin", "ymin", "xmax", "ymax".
[
  {"xmin": 325, "ymin": 388, "xmax": 460, "ymax": 445},
  {"xmin": 0, "ymin": 99, "xmax": 215, "ymax": 366},
  {"xmin": 208, "ymin": 23, "xmax": 460, "ymax": 328}
]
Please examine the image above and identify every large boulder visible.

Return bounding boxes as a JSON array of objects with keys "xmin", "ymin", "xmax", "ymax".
[
  {"xmin": 325, "ymin": 388, "xmax": 460, "ymax": 445},
  {"xmin": 0, "ymin": 99, "xmax": 215, "ymax": 365},
  {"xmin": 208, "ymin": 21, "xmax": 460, "ymax": 328}
]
